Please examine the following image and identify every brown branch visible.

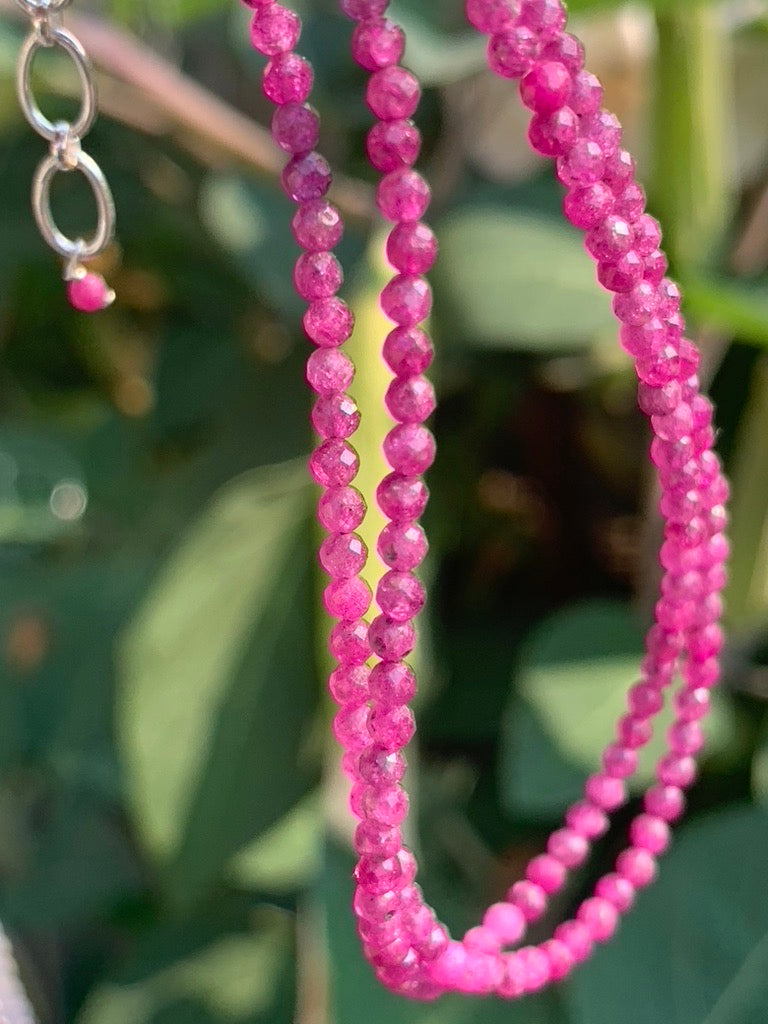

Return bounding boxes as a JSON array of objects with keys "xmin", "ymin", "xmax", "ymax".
[{"xmin": 1, "ymin": 3, "xmax": 374, "ymax": 223}]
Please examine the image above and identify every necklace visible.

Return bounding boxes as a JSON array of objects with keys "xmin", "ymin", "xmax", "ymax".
[{"xmin": 245, "ymin": 0, "xmax": 729, "ymax": 1003}]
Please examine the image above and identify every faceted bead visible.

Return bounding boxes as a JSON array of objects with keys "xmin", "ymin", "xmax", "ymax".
[
  {"xmin": 367, "ymin": 66, "xmax": 421, "ymax": 120},
  {"xmin": 367, "ymin": 119, "xmax": 421, "ymax": 172},
  {"xmin": 566, "ymin": 800, "xmax": 609, "ymax": 839},
  {"xmin": 595, "ymin": 873, "xmax": 635, "ymax": 913},
  {"xmin": 329, "ymin": 663, "xmax": 370, "ymax": 705},
  {"xmin": 482, "ymin": 903, "xmax": 526, "ymax": 946},
  {"xmin": 585, "ymin": 215, "xmax": 633, "ymax": 261},
  {"xmin": 554, "ymin": 921, "xmax": 593, "ymax": 964},
  {"xmin": 272, "ymin": 102, "xmax": 319, "ymax": 153},
  {"xmin": 603, "ymin": 148, "xmax": 634, "ymax": 188},
  {"xmin": 263, "ymin": 52, "xmax": 314, "ymax": 104},
  {"xmin": 358, "ymin": 745, "xmax": 406, "ymax": 786},
  {"xmin": 558, "ymin": 138, "xmax": 604, "ymax": 186},
  {"xmin": 569, "ymin": 70, "xmax": 602, "ymax": 115},
  {"xmin": 304, "ymin": 297, "xmax": 355, "ymax": 346},
  {"xmin": 368, "ymin": 615, "xmax": 416, "ymax": 659},
  {"xmin": 613, "ymin": 280, "xmax": 660, "ymax": 326},
  {"xmin": 520, "ymin": 61, "xmax": 572, "ymax": 114},
  {"xmin": 519, "ymin": 0, "xmax": 567, "ymax": 40},
  {"xmin": 378, "ymin": 521, "xmax": 428, "ymax": 571},
  {"xmin": 630, "ymin": 813, "xmax": 670, "ymax": 854},
  {"xmin": 384, "ymin": 424, "xmax": 436, "ymax": 474},
  {"xmin": 377, "ymin": 169, "xmax": 431, "ymax": 222},
  {"xmin": 637, "ymin": 380, "xmax": 682, "ymax": 417},
  {"xmin": 668, "ymin": 721, "xmax": 704, "ymax": 756},
  {"xmin": 282, "ymin": 151, "xmax": 332, "ymax": 201},
  {"xmin": 250, "ymin": 4, "xmax": 301, "ymax": 55},
  {"xmin": 386, "ymin": 222, "xmax": 438, "ymax": 274},
  {"xmin": 325, "ymin": 576, "xmax": 372, "ymax": 619},
  {"xmin": 370, "ymin": 704, "xmax": 416, "ymax": 750},
  {"xmin": 355, "ymin": 854, "xmax": 404, "ymax": 895},
  {"xmin": 618, "ymin": 713, "xmax": 652, "ymax": 749},
  {"xmin": 368, "ymin": 660, "xmax": 417, "ymax": 706},
  {"xmin": 657, "ymin": 753, "xmax": 697, "ymax": 788},
  {"xmin": 294, "ymin": 251, "xmax": 343, "ymax": 300},
  {"xmin": 508, "ymin": 880, "xmax": 547, "ymax": 921},
  {"xmin": 385, "ymin": 375, "xmax": 436, "ymax": 423},
  {"xmin": 616, "ymin": 847, "xmax": 657, "ymax": 888},
  {"xmin": 292, "ymin": 199, "xmax": 344, "ymax": 250},
  {"xmin": 466, "ymin": 0, "xmax": 521, "ymax": 32},
  {"xmin": 577, "ymin": 897, "xmax": 619, "ymax": 942},
  {"xmin": 487, "ymin": 26, "xmax": 540, "ymax": 79},
  {"xmin": 585, "ymin": 772, "xmax": 626, "ymax": 811},
  {"xmin": 380, "ymin": 275, "xmax": 432, "ymax": 325},
  {"xmin": 319, "ymin": 532, "xmax": 367, "ymax": 577},
  {"xmin": 541, "ymin": 33, "xmax": 585, "ymax": 73},
  {"xmin": 602, "ymin": 743, "xmax": 639, "ymax": 778},
  {"xmin": 329, "ymin": 618, "xmax": 370, "ymax": 665},
  {"xmin": 306, "ymin": 347, "xmax": 354, "ymax": 397},
  {"xmin": 644, "ymin": 784, "xmax": 685, "ymax": 822},
  {"xmin": 312, "ymin": 393, "xmax": 360, "ymax": 439},
  {"xmin": 377, "ymin": 472, "xmax": 429, "ymax": 519},
  {"xmin": 579, "ymin": 109, "xmax": 621, "ymax": 156},
  {"xmin": 564, "ymin": 182, "xmax": 614, "ymax": 229},
  {"xmin": 383, "ymin": 326, "xmax": 434, "ymax": 375},
  {"xmin": 352, "ymin": 18, "xmax": 404, "ymax": 69},
  {"xmin": 376, "ymin": 570, "xmax": 426, "ymax": 622},
  {"xmin": 628, "ymin": 683, "xmax": 664, "ymax": 717},
  {"xmin": 620, "ymin": 316, "xmax": 666, "ymax": 357},
  {"xmin": 548, "ymin": 827, "xmax": 589, "ymax": 868},
  {"xmin": 614, "ymin": 181, "xmax": 646, "ymax": 221},
  {"xmin": 644, "ymin": 249, "xmax": 668, "ymax": 286},
  {"xmin": 333, "ymin": 703, "xmax": 371, "ymax": 749},
  {"xmin": 674, "ymin": 687, "xmax": 710, "ymax": 723},
  {"xmin": 309, "ymin": 439, "xmax": 359, "ymax": 486},
  {"xmin": 528, "ymin": 106, "xmax": 579, "ymax": 157},
  {"xmin": 317, "ymin": 486, "xmax": 366, "ymax": 532},
  {"xmin": 597, "ymin": 251, "xmax": 645, "ymax": 292},
  {"xmin": 634, "ymin": 214, "xmax": 662, "ymax": 256},
  {"xmin": 526, "ymin": 853, "xmax": 566, "ymax": 894},
  {"xmin": 361, "ymin": 784, "xmax": 409, "ymax": 826},
  {"xmin": 542, "ymin": 938, "xmax": 574, "ymax": 982},
  {"xmin": 354, "ymin": 820, "xmax": 402, "ymax": 858}
]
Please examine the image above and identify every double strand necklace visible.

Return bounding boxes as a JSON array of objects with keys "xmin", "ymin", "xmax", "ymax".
[{"xmin": 243, "ymin": 0, "xmax": 730, "ymax": 1003}]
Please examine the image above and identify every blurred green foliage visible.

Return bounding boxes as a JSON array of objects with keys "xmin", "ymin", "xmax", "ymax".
[{"xmin": 1, "ymin": 0, "xmax": 768, "ymax": 1022}]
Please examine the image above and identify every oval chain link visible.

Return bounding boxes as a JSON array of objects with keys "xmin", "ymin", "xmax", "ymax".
[{"xmin": 14, "ymin": 0, "xmax": 116, "ymax": 269}]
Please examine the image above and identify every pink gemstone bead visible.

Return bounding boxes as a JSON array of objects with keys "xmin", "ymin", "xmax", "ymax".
[
  {"xmin": 358, "ymin": 745, "xmax": 406, "ymax": 786},
  {"xmin": 304, "ymin": 297, "xmax": 355, "ymax": 346},
  {"xmin": 585, "ymin": 772, "xmax": 626, "ymax": 811},
  {"xmin": 577, "ymin": 897, "xmax": 619, "ymax": 943},
  {"xmin": 564, "ymin": 182, "xmax": 615, "ymax": 229},
  {"xmin": 361, "ymin": 783, "xmax": 410, "ymax": 826},
  {"xmin": 617, "ymin": 713, "xmax": 652, "ymax": 749},
  {"xmin": 634, "ymin": 214, "xmax": 662, "ymax": 255},
  {"xmin": 378, "ymin": 521, "xmax": 428, "ymax": 571},
  {"xmin": 317, "ymin": 485, "xmax": 366, "ymax": 532},
  {"xmin": 466, "ymin": 0, "xmax": 521, "ymax": 33},
  {"xmin": 630, "ymin": 813, "xmax": 670, "ymax": 854},
  {"xmin": 657, "ymin": 753, "xmax": 697, "ymax": 788},
  {"xmin": 377, "ymin": 169, "xmax": 431, "ymax": 222},
  {"xmin": 597, "ymin": 251, "xmax": 645, "ymax": 293},
  {"xmin": 554, "ymin": 920, "xmax": 593, "ymax": 964},
  {"xmin": 377, "ymin": 472, "xmax": 429, "ymax": 520},
  {"xmin": 541, "ymin": 938, "xmax": 574, "ymax": 982},
  {"xmin": 367, "ymin": 119, "xmax": 421, "ymax": 172},
  {"xmin": 355, "ymin": 854, "xmax": 404, "ymax": 894},
  {"xmin": 352, "ymin": 18, "xmax": 405, "ymax": 70},
  {"xmin": 482, "ymin": 902, "xmax": 526, "ymax": 946},
  {"xmin": 383, "ymin": 327, "xmax": 434, "ymax": 375},
  {"xmin": 294, "ymin": 251, "xmax": 344, "ymax": 300},
  {"xmin": 354, "ymin": 820, "xmax": 402, "ymax": 858},
  {"xmin": 340, "ymin": 0, "xmax": 389, "ymax": 18},
  {"xmin": 541, "ymin": 33, "xmax": 584, "ymax": 73},
  {"xmin": 519, "ymin": 0, "xmax": 567, "ymax": 40},
  {"xmin": 329, "ymin": 618, "xmax": 370, "ymax": 665},
  {"xmin": 292, "ymin": 199, "xmax": 344, "ymax": 250},
  {"xmin": 668, "ymin": 721, "xmax": 704, "ymax": 756},
  {"xmin": 526, "ymin": 853, "xmax": 566, "ymax": 894},
  {"xmin": 566, "ymin": 800, "xmax": 609, "ymax": 839},
  {"xmin": 616, "ymin": 847, "xmax": 657, "ymax": 888},
  {"xmin": 614, "ymin": 181, "xmax": 646, "ymax": 221},
  {"xmin": 613, "ymin": 281, "xmax": 660, "ymax": 326},
  {"xmin": 250, "ymin": 4, "xmax": 301, "ymax": 55},
  {"xmin": 547, "ymin": 827, "xmax": 589, "ymax": 868},
  {"xmin": 637, "ymin": 380, "xmax": 682, "ymax": 417},
  {"xmin": 384, "ymin": 424, "xmax": 437, "ymax": 474},
  {"xmin": 368, "ymin": 616, "xmax": 416, "ymax": 659},
  {"xmin": 309, "ymin": 439, "xmax": 359, "ymax": 486},
  {"xmin": 386, "ymin": 222, "xmax": 438, "ymax": 274},
  {"xmin": 429, "ymin": 941, "xmax": 468, "ymax": 989},
  {"xmin": 595, "ymin": 873, "xmax": 635, "ymax": 913},
  {"xmin": 498, "ymin": 952, "xmax": 526, "ymax": 998},
  {"xmin": 463, "ymin": 926, "xmax": 500, "ymax": 953},
  {"xmin": 306, "ymin": 348, "xmax": 354, "ymax": 394},
  {"xmin": 580, "ymin": 109, "xmax": 622, "ymax": 155},
  {"xmin": 528, "ymin": 106, "xmax": 579, "ymax": 156},
  {"xmin": 674, "ymin": 687, "xmax": 710, "ymax": 722},
  {"xmin": 282, "ymin": 151, "xmax": 332, "ymax": 201},
  {"xmin": 263, "ymin": 52, "xmax": 314, "ymax": 104},
  {"xmin": 602, "ymin": 743, "xmax": 638, "ymax": 779},
  {"xmin": 508, "ymin": 880, "xmax": 547, "ymax": 921},
  {"xmin": 367, "ymin": 66, "xmax": 421, "ymax": 119},
  {"xmin": 558, "ymin": 138, "xmax": 605, "ymax": 186},
  {"xmin": 319, "ymin": 531, "xmax": 367, "ymax": 577},
  {"xmin": 487, "ymin": 26, "xmax": 540, "ymax": 79},
  {"xmin": 518, "ymin": 945, "xmax": 551, "ymax": 993},
  {"xmin": 368, "ymin": 660, "xmax": 417, "ymax": 706},
  {"xmin": 67, "ymin": 273, "xmax": 113, "ymax": 312},
  {"xmin": 329, "ymin": 663, "xmax": 370, "ymax": 705},
  {"xmin": 386, "ymin": 375, "xmax": 436, "ymax": 423},
  {"xmin": 380, "ymin": 275, "xmax": 432, "ymax": 325},
  {"xmin": 272, "ymin": 102, "xmax": 319, "ymax": 153},
  {"xmin": 644, "ymin": 785, "xmax": 685, "ymax": 822},
  {"xmin": 520, "ymin": 61, "xmax": 572, "ymax": 114},
  {"xmin": 325, "ymin": 576, "xmax": 372, "ymax": 619},
  {"xmin": 644, "ymin": 249, "xmax": 668, "ymax": 285},
  {"xmin": 603, "ymin": 147, "xmax": 634, "ymax": 188},
  {"xmin": 569, "ymin": 70, "xmax": 602, "ymax": 114},
  {"xmin": 377, "ymin": 570, "xmax": 426, "ymax": 622},
  {"xmin": 334, "ymin": 703, "xmax": 371, "ymax": 749},
  {"xmin": 371, "ymin": 704, "xmax": 416, "ymax": 750}
]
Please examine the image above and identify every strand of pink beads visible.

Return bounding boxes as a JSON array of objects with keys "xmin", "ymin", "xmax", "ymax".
[{"xmin": 245, "ymin": 0, "xmax": 730, "ymax": 1002}]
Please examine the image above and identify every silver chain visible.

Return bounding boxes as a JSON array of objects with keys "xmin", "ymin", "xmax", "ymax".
[{"xmin": 14, "ymin": 0, "xmax": 116, "ymax": 278}]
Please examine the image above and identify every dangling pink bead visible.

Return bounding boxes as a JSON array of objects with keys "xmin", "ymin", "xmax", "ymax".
[{"xmin": 67, "ymin": 272, "xmax": 114, "ymax": 312}]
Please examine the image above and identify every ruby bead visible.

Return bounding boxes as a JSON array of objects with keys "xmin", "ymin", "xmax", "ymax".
[
  {"xmin": 518, "ymin": 946, "xmax": 551, "ymax": 993},
  {"xmin": 367, "ymin": 66, "xmax": 421, "ymax": 119},
  {"xmin": 368, "ymin": 660, "xmax": 417, "ymax": 706},
  {"xmin": 356, "ymin": 854, "xmax": 404, "ymax": 894},
  {"xmin": 309, "ymin": 439, "xmax": 359, "ymax": 486},
  {"xmin": 528, "ymin": 106, "xmax": 579, "ymax": 156},
  {"xmin": 595, "ymin": 874, "xmax": 635, "ymax": 913},
  {"xmin": 618, "ymin": 713, "xmax": 652, "ymax": 749},
  {"xmin": 319, "ymin": 532, "xmax": 367, "ymax": 577},
  {"xmin": 292, "ymin": 200, "xmax": 344, "ymax": 250},
  {"xmin": 306, "ymin": 348, "xmax": 354, "ymax": 397},
  {"xmin": 358, "ymin": 745, "xmax": 406, "ymax": 786},
  {"xmin": 334, "ymin": 703, "xmax": 371, "ymax": 749},
  {"xmin": 558, "ymin": 138, "xmax": 604, "ymax": 186},
  {"xmin": 564, "ymin": 182, "xmax": 614, "ymax": 229},
  {"xmin": 377, "ymin": 472, "xmax": 429, "ymax": 520},
  {"xmin": 508, "ymin": 880, "xmax": 547, "ymax": 921},
  {"xmin": 381, "ymin": 275, "xmax": 432, "ymax": 325},
  {"xmin": 542, "ymin": 939, "xmax": 575, "ymax": 982},
  {"xmin": 674, "ymin": 687, "xmax": 710, "ymax": 722},
  {"xmin": 577, "ymin": 897, "xmax": 618, "ymax": 943},
  {"xmin": 615, "ymin": 181, "xmax": 646, "ymax": 221},
  {"xmin": 377, "ymin": 570, "xmax": 426, "ymax": 622},
  {"xmin": 482, "ymin": 902, "xmax": 525, "ymax": 945},
  {"xmin": 272, "ymin": 102, "xmax": 319, "ymax": 153},
  {"xmin": 362, "ymin": 784, "xmax": 409, "ymax": 826},
  {"xmin": 548, "ymin": 827, "xmax": 589, "ymax": 868},
  {"xmin": 368, "ymin": 616, "xmax": 416, "ymax": 659},
  {"xmin": 250, "ymin": 4, "xmax": 300, "ymax": 55},
  {"xmin": 384, "ymin": 424, "xmax": 436, "ymax": 474},
  {"xmin": 644, "ymin": 785, "xmax": 685, "ymax": 822},
  {"xmin": 630, "ymin": 813, "xmax": 670, "ymax": 854},
  {"xmin": 370, "ymin": 704, "xmax": 416, "ymax": 749},
  {"xmin": 499, "ymin": 953, "xmax": 526, "ymax": 998},
  {"xmin": 466, "ymin": 0, "xmax": 521, "ymax": 33},
  {"xmin": 657, "ymin": 753, "xmax": 697, "ymax": 788},
  {"xmin": 519, "ymin": 0, "xmax": 567, "ymax": 40},
  {"xmin": 463, "ymin": 926, "xmax": 500, "ymax": 953},
  {"xmin": 526, "ymin": 853, "xmax": 566, "ymax": 894},
  {"xmin": 354, "ymin": 820, "xmax": 402, "ymax": 858},
  {"xmin": 603, "ymin": 147, "xmax": 634, "ymax": 187},
  {"xmin": 67, "ymin": 273, "xmax": 113, "ymax": 312},
  {"xmin": 569, "ymin": 70, "xmax": 602, "ymax": 114},
  {"xmin": 367, "ymin": 119, "xmax": 421, "ymax": 172},
  {"xmin": 340, "ymin": 0, "xmax": 389, "ymax": 18},
  {"xmin": 385, "ymin": 375, "xmax": 436, "ymax": 423},
  {"xmin": 554, "ymin": 920, "xmax": 593, "ymax": 963},
  {"xmin": 294, "ymin": 251, "xmax": 343, "ymax": 300},
  {"xmin": 312, "ymin": 393, "xmax": 360, "ymax": 439},
  {"xmin": 317, "ymin": 486, "xmax": 366, "ymax": 532},
  {"xmin": 602, "ymin": 742, "xmax": 638, "ymax": 778},
  {"xmin": 520, "ymin": 61, "xmax": 572, "ymax": 113},
  {"xmin": 644, "ymin": 249, "xmax": 668, "ymax": 285},
  {"xmin": 378, "ymin": 521, "xmax": 428, "ymax": 571},
  {"xmin": 566, "ymin": 800, "xmax": 609, "ymax": 839},
  {"xmin": 282, "ymin": 151, "xmax": 332, "ymax": 201},
  {"xmin": 487, "ymin": 26, "xmax": 540, "ymax": 79},
  {"xmin": 580, "ymin": 109, "xmax": 622, "ymax": 156},
  {"xmin": 617, "ymin": 847, "xmax": 657, "ymax": 888},
  {"xmin": 329, "ymin": 663, "xmax": 370, "ymax": 705},
  {"xmin": 386, "ymin": 222, "xmax": 438, "ymax": 274},
  {"xmin": 597, "ymin": 251, "xmax": 645, "ymax": 293},
  {"xmin": 329, "ymin": 618, "xmax": 370, "ymax": 665},
  {"xmin": 304, "ymin": 297, "xmax": 355, "ymax": 346},
  {"xmin": 383, "ymin": 327, "xmax": 434, "ymax": 375},
  {"xmin": 352, "ymin": 18, "xmax": 405, "ymax": 70},
  {"xmin": 325, "ymin": 576, "xmax": 372, "ymax": 619},
  {"xmin": 541, "ymin": 33, "xmax": 585, "ymax": 73},
  {"xmin": 263, "ymin": 52, "xmax": 314, "ymax": 104},
  {"xmin": 634, "ymin": 214, "xmax": 662, "ymax": 255},
  {"xmin": 377, "ymin": 169, "xmax": 431, "ymax": 222},
  {"xmin": 585, "ymin": 772, "xmax": 626, "ymax": 811}
]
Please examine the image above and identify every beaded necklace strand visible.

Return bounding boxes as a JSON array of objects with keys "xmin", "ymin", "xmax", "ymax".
[{"xmin": 244, "ymin": 0, "xmax": 730, "ymax": 1002}]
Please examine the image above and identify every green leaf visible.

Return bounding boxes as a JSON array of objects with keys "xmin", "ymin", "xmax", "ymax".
[
  {"xmin": 500, "ymin": 600, "xmax": 741, "ymax": 816},
  {"xmin": 117, "ymin": 460, "xmax": 319, "ymax": 905},
  {"xmin": 683, "ymin": 277, "xmax": 768, "ymax": 348},
  {"xmin": 431, "ymin": 209, "xmax": 614, "ymax": 352},
  {"xmin": 566, "ymin": 804, "xmax": 768, "ymax": 1024},
  {"xmin": 227, "ymin": 793, "xmax": 322, "ymax": 893}
]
